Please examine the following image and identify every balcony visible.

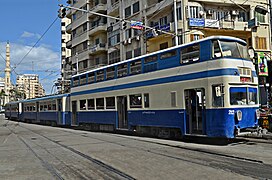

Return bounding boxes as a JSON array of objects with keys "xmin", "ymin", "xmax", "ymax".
[
  {"xmin": 66, "ymin": 23, "xmax": 72, "ymax": 33},
  {"xmin": 72, "ymin": 13, "xmax": 88, "ymax": 30},
  {"xmin": 89, "ymin": 4, "xmax": 107, "ymax": 18},
  {"xmin": 107, "ymin": 1, "xmax": 119, "ymax": 16},
  {"xmin": 71, "ymin": 49, "xmax": 89, "ymax": 64},
  {"xmin": 89, "ymin": 43, "xmax": 106, "ymax": 55},
  {"xmin": 89, "ymin": 23, "xmax": 107, "ymax": 36},
  {"xmin": 71, "ymin": 30, "xmax": 88, "ymax": 46},
  {"xmin": 146, "ymin": 0, "xmax": 173, "ymax": 17},
  {"xmin": 66, "ymin": 40, "xmax": 72, "ymax": 49},
  {"xmin": 220, "ymin": 21, "xmax": 250, "ymax": 31}
]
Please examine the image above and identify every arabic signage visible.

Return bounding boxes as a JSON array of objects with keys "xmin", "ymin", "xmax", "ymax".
[
  {"xmin": 131, "ymin": 21, "xmax": 143, "ymax": 30},
  {"xmin": 205, "ymin": 19, "xmax": 219, "ymax": 28},
  {"xmin": 189, "ymin": 18, "xmax": 205, "ymax": 27}
]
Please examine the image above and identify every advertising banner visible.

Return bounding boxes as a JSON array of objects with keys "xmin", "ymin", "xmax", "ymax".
[{"xmin": 258, "ymin": 52, "xmax": 268, "ymax": 76}]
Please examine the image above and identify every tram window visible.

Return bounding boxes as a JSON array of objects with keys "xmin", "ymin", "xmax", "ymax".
[
  {"xmin": 212, "ymin": 84, "xmax": 224, "ymax": 107},
  {"xmin": 96, "ymin": 98, "xmax": 105, "ymax": 110},
  {"xmin": 52, "ymin": 103, "xmax": 56, "ymax": 110},
  {"xmin": 130, "ymin": 60, "xmax": 142, "ymax": 75},
  {"xmin": 213, "ymin": 40, "xmax": 222, "ymax": 58},
  {"xmin": 144, "ymin": 55, "xmax": 157, "ymax": 64},
  {"xmin": 130, "ymin": 94, "xmax": 142, "ymax": 108},
  {"xmin": 106, "ymin": 67, "xmax": 115, "ymax": 80},
  {"xmin": 48, "ymin": 103, "xmax": 52, "ymax": 110},
  {"xmin": 80, "ymin": 100, "xmax": 87, "ymax": 110},
  {"xmin": 73, "ymin": 77, "xmax": 79, "ymax": 87},
  {"xmin": 88, "ymin": 72, "xmax": 95, "ymax": 84},
  {"xmin": 144, "ymin": 93, "xmax": 150, "ymax": 108},
  {"xmin": 160, "ymin": 50, "xmax": 177, "ymax": 59},
  {"xmin": 117, "ymin": 64, "xmax": 128, "ymax": 77},
  {"xmin": 96, "ymin": 70, "xmax": 104, "ymax": 82},
  {"xmin": 44, "ymin": 104, "xmax": 48, "ymax": 111},
  {"xmin": 181, "ymin": 44, "xmax": 199, "ymax": 63},
  {"xmin": 106, "ymin": 97, "xmax": 115, "ymax": 109},
  {"xmin": 80, "ymin": 75, "xmax": 87, "ymax": 85},
  {"xmin": 230, "ymin": 87, "xmax": 247, "ymax": 105},
  {"xmin": 248, "ymin": 88, "xmax": 257, "ymax": 105},
  {"xmin": 171, "ymin": 91, "xmax": 177, "ymax": 107},
  {"xmin": 40, "ymin": 105, "xmax": 44, "ymax": 111},
  {"xmin": 87, "ymin": 99, "xmax": 95, "ymax": 110}
]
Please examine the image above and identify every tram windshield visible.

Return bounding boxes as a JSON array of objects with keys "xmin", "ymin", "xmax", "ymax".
[
  {"xmin": 230, "ymin": 87, "xmax": 257, "ymax": 105},
  {"xmin": 214, "ymin": 40, "xmax": 249, "ymax": 59}
]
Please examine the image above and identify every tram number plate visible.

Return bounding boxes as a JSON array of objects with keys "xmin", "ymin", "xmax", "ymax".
[{"xmin": 228, "ymin": 110, "xmax": 235, "ymax": 115}]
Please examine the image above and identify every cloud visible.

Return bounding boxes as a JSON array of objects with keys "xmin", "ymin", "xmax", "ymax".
[
  {"xmin": 0, "ymin": 42, "xmax": 60, "ymax": 94},
  {"xmin": 21, "ymin": 31, "xmax": 41, "ymax": 39}
]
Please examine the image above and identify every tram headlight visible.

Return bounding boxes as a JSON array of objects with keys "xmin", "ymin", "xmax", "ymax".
[
  {"xmin": 256, "ymin": 109, "xmax": 260, "ymax": 120},
  {"xmin": 236, "ymin": 110, "xmax": 242, "ymax": 121}
]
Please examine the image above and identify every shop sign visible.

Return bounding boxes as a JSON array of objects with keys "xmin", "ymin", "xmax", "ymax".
[
  {"xmin": 205, "ymin": 19, "xmax": 219, "ymax": 28},
  {"xmin": 189, "ymin": 18, "xmax": 205, "ymax": 27}
]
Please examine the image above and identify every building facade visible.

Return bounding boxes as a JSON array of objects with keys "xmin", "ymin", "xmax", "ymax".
[
  {"xmin": 60, "ymin": 17, "xmax": 72, "ymax": 93},
  {"xmin": 65, "ymin": 0, "xmax": 271, "ymax": 75},
  {"xmin": 16, "ymin": 74, "xmax": 45, "ymax": 99}
]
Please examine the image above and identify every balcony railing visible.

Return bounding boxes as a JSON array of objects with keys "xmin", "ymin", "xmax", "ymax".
[{"xmin": 89, "ymin": 43, "xmax": 106, "ymax": 54}]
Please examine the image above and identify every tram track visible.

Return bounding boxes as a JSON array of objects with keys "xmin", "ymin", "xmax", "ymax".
[
  {"xmin": 13, "ymin": 123, "xmax": 135, "ymax": 180},
  {"xmin": 8, "ymin": 121, "xmax": 272, "ymax": 179}
]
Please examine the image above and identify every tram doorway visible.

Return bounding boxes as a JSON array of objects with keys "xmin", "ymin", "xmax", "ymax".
[
  {"xmin": 57, "ymin": 99, "xmax": 62, "ymax": 125},
  {"xmin": 117, "ymin": 96, "xmax": 128, "ymax": 129},
  {"xmin": 71, "ymin": 101, "xmax": 78, "ymax": 126},
  {"xmin": 185, "ymin": 88, "xmax": 206, "ymax": 135}
]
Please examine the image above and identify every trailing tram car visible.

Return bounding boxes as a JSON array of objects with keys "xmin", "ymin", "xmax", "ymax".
[
  {"xmin": 5, "ymin": 94, "xmax": 71, "ymax": 126},
  {"xmin": 70, "ymin": 36, "xmax": 259, "ymax": 138}
]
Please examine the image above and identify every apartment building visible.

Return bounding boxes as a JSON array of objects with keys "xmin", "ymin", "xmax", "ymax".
[
  {"xmin": 61, "ymin": 17, "xmax": 72, "ymax": 93},
  {"xmin": 16, "ymin": 74, "xmax": 45, "ymax": 99},
  {"xmin": 65, "ymin": 0, "xmax": 271, "ymax": 73}
]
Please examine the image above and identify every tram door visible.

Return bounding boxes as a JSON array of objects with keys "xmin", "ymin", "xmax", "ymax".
[
  {"xmin": 185, "ymin": 89, "xmax": 206, "ymax": 135},
  {"xmin": 57, "ymin": 99, "xmax": 62, "ymax": 125},
  {"xmin": 71, "ymin": 101, "xmax": 78, "ymax": 126},
  {"xmin": 36, "ymin": 102, "xmax": 40, "ymax": 123},
  {"xmin": 117, "ymin": 96, "xmax": 128, "ymax": 129}
]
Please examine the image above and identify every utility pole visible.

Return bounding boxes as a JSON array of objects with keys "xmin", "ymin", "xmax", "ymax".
[{"xmin": 173, "ymin": 0, "xmax": 179, "ymax": 46}]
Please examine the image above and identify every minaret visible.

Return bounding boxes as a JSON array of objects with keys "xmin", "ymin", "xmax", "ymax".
[{"xmin": 4, "ymin": 41, "xmax": 11, "ymax": 104}]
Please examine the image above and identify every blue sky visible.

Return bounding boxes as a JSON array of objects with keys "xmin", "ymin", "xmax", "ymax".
[{"xmin": 0, "ymin": 0, "xmax": 67, "ymax": 94}]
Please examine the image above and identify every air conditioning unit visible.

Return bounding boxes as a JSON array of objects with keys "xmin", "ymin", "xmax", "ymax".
[
  {"xmin": 232, "ymin": 10, "xmax": 239, "ymax": 16},
  {"xmin": 124, "ymin": 40, "xmax": 128, "ymax": 45},
  {"xmin": 128, "ymin": 38, "xmax": 132, "ymax": 44},
  {"xmin": 136, "ymin": 36, "xmax": 140, "ymax": 41},
  {"xmin": 207, "ymin": 10, "xmax": 214, "ymax": 15}
]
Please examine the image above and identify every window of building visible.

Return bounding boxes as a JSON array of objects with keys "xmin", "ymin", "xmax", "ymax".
[
  {"xmin": 125, "ymin": 6, "xmax": 131, "ymax": 18},
  {"xmin": 126, "ymin": 50, "xmax": 133, "ymax": 60},
  {"xmin": 160, "ymin": 42, "xmax": 168, "ymax": 50},
  {"xmin": 159, "ymin": 16, "xmax": 168, "ymax": 26},
  {"xmin": 106, "ymin": 97, "xmax": 115, "ymax": 109},
  {"xmin": 96, "ymin": 98, "xmax": 104, "ymax": 109},
  {"xmin": 125, "ymin": 29, "xmax": 132, "ymax": 39},
  {"xmin": 177, "ymin": 2, "xmax": 182, "ymax": 20},
  {"xmin": 133, "ymin": 2, "xmax": 140, "ymax": 14},
  {"xmin": 87, "ymin": 99, "xmax": 95, "ymax": 110},
  {"xmin": 109, "ymin": 50, "xmax": 120, "ymax": 64},
  {"xmin": 108, "ymin": 30, "xmax": 120, "ymax": 46},
  {"xmin": 130, "ymin": 94, "xmax": 142, "ymax": 108},
  {"xmin": 255, "ymin": 37, "xmax": 267, "ymax": 49},
  {"xmin": 189, "ymin": 6, "xmax": 202, "ymax": 18},
  {"xmin": 255, "ymin": 11, "xmax": 265, "ymax": 23},
  {"xmin": 134, "ymin": 48, "xmax": 141, "ymax": 57}
]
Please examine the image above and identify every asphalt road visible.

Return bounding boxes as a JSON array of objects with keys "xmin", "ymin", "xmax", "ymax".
[{"xmin": 1, "ymin": 116, "xmax": 272, "ymax": 180}]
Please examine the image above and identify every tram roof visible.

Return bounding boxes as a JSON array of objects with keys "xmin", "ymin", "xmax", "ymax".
[{"xmin": 73, "ymin": 36, "xmax": 247, "ymax": 78}]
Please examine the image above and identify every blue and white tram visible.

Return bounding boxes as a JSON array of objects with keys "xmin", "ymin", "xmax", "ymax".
[
  {"xmin": 70, "ymin": 36, "xmax": 259, "ymax": 138},
  {"xmin": 5, "ymin": 94, "xmax": 71, "ymax": 126}
]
